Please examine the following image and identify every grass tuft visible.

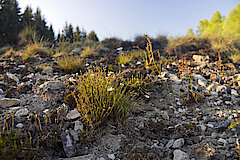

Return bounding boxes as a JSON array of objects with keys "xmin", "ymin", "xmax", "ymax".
[
  {"xmin": 56, "ymin": 55, "xmax": 84, "ymax": 73},
  {"xmin": 71, "ymin": 68, "xmax": 134, "ymax": 128}
]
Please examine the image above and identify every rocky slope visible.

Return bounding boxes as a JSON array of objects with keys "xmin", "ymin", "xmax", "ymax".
[{"xmin": 0, "ymin": 46, "xmax": 240, "ymax": 160}]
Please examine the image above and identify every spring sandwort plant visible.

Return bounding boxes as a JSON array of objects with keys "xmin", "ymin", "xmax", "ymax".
[
  {"xmin": 177, "ymin": 57, "xmax": 203, "ymax": 103},
  {"xmin": 56, "ymin": 55, "xmax": 84, "ymax": 73},
  {"xmin": 70, "ymin": 68, "xmax": 135, "ymax": 128}
]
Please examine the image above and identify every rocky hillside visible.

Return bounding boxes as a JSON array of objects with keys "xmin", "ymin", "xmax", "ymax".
[{"xmin": 0, "ymin": 42, "xmax": 240, "ymax": 160}]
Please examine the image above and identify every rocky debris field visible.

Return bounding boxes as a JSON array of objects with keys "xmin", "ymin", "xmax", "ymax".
[{"xmin": 0, "ymin": 45, "xmax": 240, "ymax": 160}]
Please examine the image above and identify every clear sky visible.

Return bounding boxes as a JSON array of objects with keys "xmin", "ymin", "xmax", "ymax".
[{"xmin": 18, "ymin": 0, "xmax": 239, "ymax": 40}]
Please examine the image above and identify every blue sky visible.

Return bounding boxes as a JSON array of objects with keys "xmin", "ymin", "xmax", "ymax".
[{"xmin": 18, "ymin": 0, "xmax": 239, "ymax": 40}]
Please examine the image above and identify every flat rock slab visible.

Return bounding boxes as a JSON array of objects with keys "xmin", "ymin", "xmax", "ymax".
[
  {"xmin": 39, "ymin": 81, "xmax": 66, "ymax": 90},
  {"xmin": 0, "ymin": 98, "xmax": 21, "ymax": 108}
]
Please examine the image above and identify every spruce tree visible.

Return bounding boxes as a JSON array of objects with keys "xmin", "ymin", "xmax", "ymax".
[{"xmin": 88, "ymin": 30, "xmax": 99, "ymax": 41}]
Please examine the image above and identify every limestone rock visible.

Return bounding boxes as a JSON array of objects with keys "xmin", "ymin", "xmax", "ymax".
[
  {"xmin": 173, "ymin": 138, "xmax": 185, "ymax": 149},
  {"xmin": 66, "ymin": 108, "xmax": 81, "ymax": 120},
  {"xmin": 173, "ymin": 150, "xmax": 190, "ymax": 160},
  {"xmin": 0, "ymin": 98, "xmax": 21, "ymax": 108}
]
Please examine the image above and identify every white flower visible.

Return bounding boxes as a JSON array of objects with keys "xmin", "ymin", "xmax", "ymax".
[
  {"xmin": 107, "ymin": 87, "xmax": 114, "ymax": 91},
  {"xmin": 120, "ymin": 83, "xmax": 124, "ymax": 86}
]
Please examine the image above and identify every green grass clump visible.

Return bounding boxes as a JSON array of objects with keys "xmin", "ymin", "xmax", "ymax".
[
  {"xmin": 71, "ymin": 68, "xmax": 134, "ymax": 128},
  {"xmin": 81, "ymin": 46, "xmax": 95, "ymax": 58},
  {"xmin": 118, "ymin": 50, "xmax": 145, "ymax": 65},
  {"xmin": 22, "ymin": 43, "xmax": 49, "ymax": 61},
  {"xmin": 229, "ymin": 51, "xmax": 240, "ymax": 63},
  {"xmin": 118, "ymin": 53, "xmax": 133, "ymax": 65},
  {"xmin": 56, "ymin": 55, "xmax": 84, "ymax": 73},
  {"xmin": 122, "ymin": 73, "xmax": 152, "ymax": 98}
]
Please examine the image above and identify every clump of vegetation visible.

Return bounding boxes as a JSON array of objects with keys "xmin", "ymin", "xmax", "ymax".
[
  {"xmin": 22, "ymin": 43, "xmax": 49, "ymax": 61},
  {"xmin": 117, "ymin": 50, "xmax": 145, "ymax": 65},
  {"xmin": 70, "ymin": 68, "xmax": 135, "ymax": 128},
  {"xmin": 0, "ymin": 109, "xmax": 63, "ymax": 159},
  {"xmin": 122, "ymin": 73, "xmax": 152, "ymax": 98},
  {"xmin": 102, "ymin": 37, "xmax": 123, "ymax": 49},
  {"xmin": 81, "ymin": 46, "xmax": 95, "ymax": 58},
  {"xmin": 19, "ymin": 26, "xmax": 38, "ymax": 45},
  {"xmin": 118, "ymin": 53, "xmax": 133, "ymax": 65},
  {"xmin": 56, "ymin": 55, "xmax": 84, "ymax": 73}
]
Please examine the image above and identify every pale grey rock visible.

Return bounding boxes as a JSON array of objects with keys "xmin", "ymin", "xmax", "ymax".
[
  {"xmin": 160, "ymin": 111, "xmax": 169, "ymax": 120},
  {"xmin": 173, "ymin": 138, "xmax": 185, "ymax": 149},
  {"xmin": 107, "ymin": 154, "xmax": 115, "ymax": 160},
  {"xmin": 39, "ymin": 81, "xmax": 66, "ymax": 90},
  {"xmin": 7, "ymin": 72, "xmax": 19, "ymax": 83},
  {"xmin": 16, "ymin": 123, "xmax": 23, "ymax": 128},
  {"xmin": 18, "ymin": 65, "xmax": 26, "ymax": 68},
  {"xmin": 0, "ymin": 98, "xmax": 21, "ymax": 108},
  {"xmin": 70, "ymin": 129, "xmax": 79, "ymax": 142},
  {"xmin": 173, "ymin": 150, "xmax": 190, "ymax": 160},
  {"xmin": 74, "ymin": 120, "xmax": 84, "ymax": 132},
  {"xmin": 61, "ymin": 131, "xmax": 76, "ymax": 158},
  {"xmin": 231, "ymin": 89, "xmax": 239, "ymax": 96},
  {"xmin": 42, "ymin": 67, "xmax": 53, "ymax": 75},
  {"xmin": 216, "ymin": 85, "xmax": 227, "ymax": 93},
  {"xmin": 169, "ymin": 73, "xmax": 179, "ymax": 81},
  {"xmin": 66, "ymin": 108, "xmax": 81, "ymax": 120},
  {"xmin": 15, "ymin": 108, "xmax": 29, "ymax": 117},
  {"xmin": 166, "ymin": 139, "xmax": 174, "ymax": 148},
  {"xmin": 192, "ymin": 55, "xmax": 209, "ymax": 64},
  {"xmin": 63, "ymin": 154, "xmax": 94, "ymax": 160}
]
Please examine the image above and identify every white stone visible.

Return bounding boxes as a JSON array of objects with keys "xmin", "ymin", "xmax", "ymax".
[
  {"xmin": 42, "ymin": 67, "xmax": 53, "ymax": 75},
  {"xmin": 74, "ymin": 120, "xmax": 84, "ymax": 132},
  {"xmin": 231, "ymin": 89, "xmax": 239, "ymax": 96},
  {"xmin": 39, "ymin": 81, "xmax": 66, "ymax": 90},
  {"xmin": 169, "ymin": 73, "xmax": 179, "ymax": 81},
  {"xmin": 216, "ymin": 85, "xmax": 227, "ymax": 93},
  {"xmin": 166, "ymin": 139, "xmax": 174, "ymax": 148},
  {"xmin": 7, "ymin": 72, "xmax": 19, "ymax": 83},
  {"xmin": 15, "ymin": 108, "xmax": 29, "ymax": 117},
  {"xmin": 160, "ymin": 111, "xmax": 169, "ymax": 120},
  {"xmin": 173, "ymin": 138, "xmax": 185, "ymax": 148},
  {"xmin": 107, "ymin": 154, "xmax": 115, "ymax": 160},
  {"xmin": 66, "ymin": 108, "xmax": 81, "ymax": 120},
  {"xmin": 173, "ymin": 149, "xmax": 190, "ymax": 160},
  {"xmin": 192, "ymin": 55, "xmax": 209, "ymax": 64},
  {"xmin": 16, "ymin": 123, "xmax": 23, "ymax": 128},
  {"xmin": 0, "ymin": 98, "xmax": 21, "ymax": 108},
  {"xmin": 18, "ymin": 65, "xmax": 26, "ymax": 68}
]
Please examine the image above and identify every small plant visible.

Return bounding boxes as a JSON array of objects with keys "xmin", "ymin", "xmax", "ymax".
[
  {"xmin": 197, "ymin": 143, "xmax": 215, "ymax": 158},
  {"xmin": 81, "ymin": 46, "xmax": 95, "ymax": 58},
  {"xmin": 122, "ymin": 73, "xmax": 152, "ymax": 98},
  {"xmin": 117, "ymin": 50, "xmax": 145, "ymax": 65},
  {"xmin": 70, "ymin": 68, "xmax": 135, "ymax": 128},
  {"xmin": 22, "ymin": 43, "xmax": 49, "ymax": 61},
  {"xmin": 177, "ymin": 57, "xmax": 203, "ymax": 103},
  {"xmin": 56, "ymin": 55, "xmax": 84, "ymax": 73},
  {"xmin": 118, "ymin": 53, "xmax": 133, "ymax": 65}
]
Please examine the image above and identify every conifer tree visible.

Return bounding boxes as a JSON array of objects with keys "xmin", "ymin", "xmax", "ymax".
[{"xmin": 88, "ymin": 30, "xmax": 99, "ymax": 41}]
